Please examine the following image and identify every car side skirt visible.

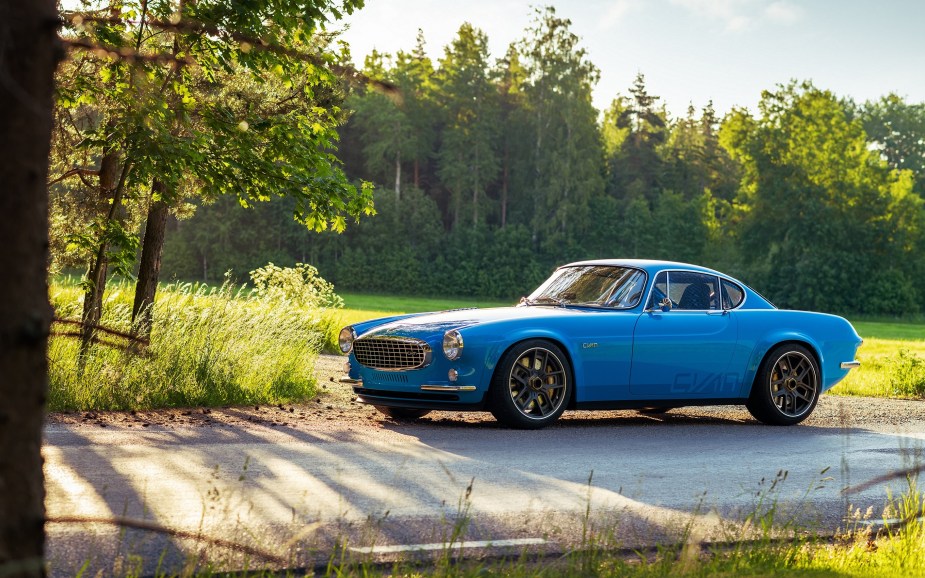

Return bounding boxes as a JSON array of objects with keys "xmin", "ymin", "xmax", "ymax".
[{"xmin": 574, "ymin": 398, "xmax": 746, "ymax": 411}]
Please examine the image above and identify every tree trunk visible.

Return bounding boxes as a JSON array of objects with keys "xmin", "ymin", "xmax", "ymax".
[
  {"xmin": 131, "ymin": 183, "xmax": 169, "ymax": 339},
  {"xmin": 79, "ymin": 150, "xmax": 123, "ymax": 356},
  {"xmin": 472, "ymin": 148, "xmax": 479, "ymax": 228},
  {"xmin": 394, "ymin": 147, "xmax": 402, "ymax": 201},
  {"xmin": 79, "ymin": 250, "xmax": 109, "ymax": 351},
  {"xmin": 501, "ymin": 139, "xmax": 509, "ymax": 228},
  {"xmin": 0, "ymin": 0, "xmax": 57, "ymax": 575}
]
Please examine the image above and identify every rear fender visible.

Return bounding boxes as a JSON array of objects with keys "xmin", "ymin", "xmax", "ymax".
[{"xmin": 743, "ymin": 332, "xmax": 824, "ymax": 397}]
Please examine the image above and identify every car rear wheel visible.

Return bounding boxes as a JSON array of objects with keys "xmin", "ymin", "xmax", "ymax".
[
  {"xmin": 490, "ymin": 340, "xmax": 571, "ymax": 429},
  {"xmin": 373, "ymin": 406, "xmax": 432, "ymax": 420},
  {"xmin": 746, "ymin": 344, "xmax": 820, "ymax": 425}
]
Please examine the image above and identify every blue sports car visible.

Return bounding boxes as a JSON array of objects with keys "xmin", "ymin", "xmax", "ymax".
[{"xmin": 338, "ymin": 260, "xmax": 862, "ymax": 429}]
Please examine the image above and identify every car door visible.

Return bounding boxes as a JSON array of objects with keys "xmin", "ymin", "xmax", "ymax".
[{"xmin": 629, "ymin": 271, "xmax": 740, "ymax": 399}]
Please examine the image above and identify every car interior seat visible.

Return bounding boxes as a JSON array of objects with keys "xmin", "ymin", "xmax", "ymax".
[{"xmin": 678, "ymin": 283, "xmax": 713, "ymax": 310}]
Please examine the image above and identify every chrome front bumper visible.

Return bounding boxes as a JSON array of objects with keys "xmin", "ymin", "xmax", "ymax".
[
  {"xmin": 420, "ymin": 385, "xmax": 477, "ymax": 392},
  {"xmin": 840, "ymin": 360, "xmax": 861, "ymax": 370}
]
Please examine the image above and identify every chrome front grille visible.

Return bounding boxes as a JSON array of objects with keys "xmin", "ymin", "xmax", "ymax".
[{"xmin": 354, "ymin": 337, "xmax": 432, "ymax": 370}]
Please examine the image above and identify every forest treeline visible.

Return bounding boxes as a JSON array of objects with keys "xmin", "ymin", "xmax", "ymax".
[{"xmin": 53, "ymin": 7, "xmax": 925, "ymax": 316}]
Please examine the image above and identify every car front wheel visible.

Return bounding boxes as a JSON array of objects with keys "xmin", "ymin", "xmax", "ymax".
[
  {"xmin": 490, "ymin": 340, "xmax": 571, "ymax": 429},
  {"xmin": 746, "ymin": 344, "xmax": 820, "ymax": 425},
  {"xmin": 373, "ymin": 406, "xmax": 432, "ymax": 420}
]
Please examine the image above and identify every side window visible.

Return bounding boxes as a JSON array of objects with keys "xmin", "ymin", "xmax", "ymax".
[
  {"xmin": 646, "ymin": 271, "xmax": 668, "ymax": 309},
  {"xmin": 722, "ymin": 280, "xmax": 745, "ymax": 309},
  {"xmin": 671, "ymin": 272, "xmax": 720, "ymax": 310}
]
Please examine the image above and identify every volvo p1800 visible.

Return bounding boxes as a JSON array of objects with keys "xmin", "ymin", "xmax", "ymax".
[{"xmin": 338, "ymin": 260, "xmax": 862, "ymax": 429}]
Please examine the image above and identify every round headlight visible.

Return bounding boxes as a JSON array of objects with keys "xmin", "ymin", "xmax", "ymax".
[
  {"xmin": 338, "ymin": 326, "xmax": 356, "ymax": 354},
  {"xmin": 443, "ymin": 330, "xmax": 464, "ymax": 360}
]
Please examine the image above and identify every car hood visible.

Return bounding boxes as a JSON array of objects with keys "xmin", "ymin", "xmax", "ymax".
[{"xmin": 359, "ymin": 306, "xmax": 590, "ymax": 342}]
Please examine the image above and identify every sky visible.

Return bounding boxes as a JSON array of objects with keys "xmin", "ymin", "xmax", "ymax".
[{"xmin": 335, "ymin": 0, "xmax": 925, "ymax": 119}]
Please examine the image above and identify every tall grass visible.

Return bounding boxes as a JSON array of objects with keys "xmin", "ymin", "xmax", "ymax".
[{"xmin": 48, "ymin": 281, "xmax": 337, "ymax": 411}]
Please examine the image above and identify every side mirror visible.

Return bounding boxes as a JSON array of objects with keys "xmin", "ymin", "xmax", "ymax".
[{"xmin": 659, "ymin": 297, "xmax": 672, "ymax": 312}]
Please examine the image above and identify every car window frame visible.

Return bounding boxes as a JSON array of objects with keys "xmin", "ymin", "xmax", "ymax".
[{"xmin": 644, "ymin": 269, "xmax": 749, "ymax": 312}]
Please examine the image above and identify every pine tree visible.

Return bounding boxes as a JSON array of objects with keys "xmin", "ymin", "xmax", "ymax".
[
  {"xmin": 518, "ymin": 6, "xmax": 604, "ymax": 252},
  {"xmin": 434, "ymin": 23, "xmax": 501, "ymax": 229}
]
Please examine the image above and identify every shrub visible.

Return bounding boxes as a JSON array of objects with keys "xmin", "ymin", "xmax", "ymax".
[
  {"xmin": 861, "ymin": 269, "xmax": 921, "ymax": 317},
  {"xmin": 887, "ymin": 349, "xmax": 925, "ymax": 398},
  {"xmin": 249, "ymin": 262, "xmax": 344, "ymax": 309}
]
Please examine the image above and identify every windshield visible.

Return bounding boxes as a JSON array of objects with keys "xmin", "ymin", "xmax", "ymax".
[{"xmin": 524, "ymin": 266, "xmax": 647, "ymax": 308}]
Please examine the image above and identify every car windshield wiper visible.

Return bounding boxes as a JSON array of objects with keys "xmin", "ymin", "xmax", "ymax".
[{"xmin": 525, "ymin": 295, "xmax": 568, "ymax": 307}]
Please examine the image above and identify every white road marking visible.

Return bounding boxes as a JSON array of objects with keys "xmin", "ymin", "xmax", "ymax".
[
  {"xmin": 349, "ymin": 537, "xmax": 547, "ymax": 554},
  {"xmin": 860, "ymin": 517, "xmax": 925, "ymax": 527}
]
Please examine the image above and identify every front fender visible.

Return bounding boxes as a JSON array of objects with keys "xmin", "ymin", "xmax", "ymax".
[{"xmin": 475, "ymin": 327, "xmax": 589, "ymax": 402}]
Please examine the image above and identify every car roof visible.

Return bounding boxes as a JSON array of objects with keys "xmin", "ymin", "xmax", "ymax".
[
  {"xmin": 562, "ymin": 259, "xmax": 725, "ymax": 277},
  {"xmin": 559, "ymin": 259, "xmax": 776, "ymax": 309}
]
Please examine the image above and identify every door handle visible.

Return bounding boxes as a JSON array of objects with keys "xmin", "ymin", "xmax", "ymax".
[{"xmin": 706, "ymin": 310, "xmax": 727, "ymax": 316}]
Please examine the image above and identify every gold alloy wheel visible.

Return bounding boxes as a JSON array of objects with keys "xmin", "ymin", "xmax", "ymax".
[{"xmin": 507, "ymin": 347, "xmax": 568, "ymax": 420}]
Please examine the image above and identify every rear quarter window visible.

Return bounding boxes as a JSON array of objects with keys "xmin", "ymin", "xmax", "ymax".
[{"xmin": 722, "ymin": 280, "xmax": 745, "ymax": 309}]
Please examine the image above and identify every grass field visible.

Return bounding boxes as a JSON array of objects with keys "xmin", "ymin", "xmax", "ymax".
[
  {"xmin": 333, "ymin": 294, "xmax": 925, "ymax": 399},
  {"xmin": 334, "ymin": 292, "xmax": 511, "ymax": 327}
]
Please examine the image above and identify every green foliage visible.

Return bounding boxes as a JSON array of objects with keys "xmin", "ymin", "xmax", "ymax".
[
  {"xmin": 519, "ymin": 7, "xmax": 605, "ymax": 246},
  {"xmin": 886, "ymin": 349, "xmax": 925, "ymax": 398},
  {"xmin": 48, "ymin": 280, "xmax": 333, "ymax": 411},
  {"xmin": 249, "ymin": 262, "xmax": 344, "ymax": 309},
  {"xmin": 151, "ymin": 15, "xmax": 925, "ymax": 318},
  {"xmin": 51, "ymin": 0, "xmax": 374, "ymax": 281},
  {"xmin": 65, "ymin": 219, "xmax": 140, "ymax": 281},
  {"xmin": 324, "ymin": 187, "xmax": 545, "ymax": 299},
  {"xmin": 347, "ymin": 31, "xmax": 437, "ymax": 197},
  {"xmin": 856, "ymin": 93, "xmax": 925, "ymax": 196},
  {"xmin": 435, "ymin": 23, "xmax": 501, "ymax": 228},
  {"xmin": 860, "ymin": 269, "xmax": 920, "ymax": 317},
  {"xmin": 608, "ymin": 73, "xmax": 668, "ymax": 201},
  {"xmin": 721, "ymin": 81, "xmax": 925, "ymax": 314},
  {"xmin": 340, "ymin": 293, "xmax": 509, "ymax": 313}
]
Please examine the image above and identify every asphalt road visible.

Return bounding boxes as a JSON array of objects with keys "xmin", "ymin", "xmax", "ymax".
[{"xmin": 44, "ymin": 394, "xmax": 925, "ymax": 576}]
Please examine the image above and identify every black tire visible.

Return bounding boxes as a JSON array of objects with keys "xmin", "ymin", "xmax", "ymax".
[
  {"xmin": 746, "ymin": 344, "xmax": 820, "ymax": 425},
  {"xmin": 489, "ymin": 340, "xmax": 572, "ymax": 429},
  {"xmin": 373, "ymin": 406, "xmax": 431, "ymax": 420}
]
